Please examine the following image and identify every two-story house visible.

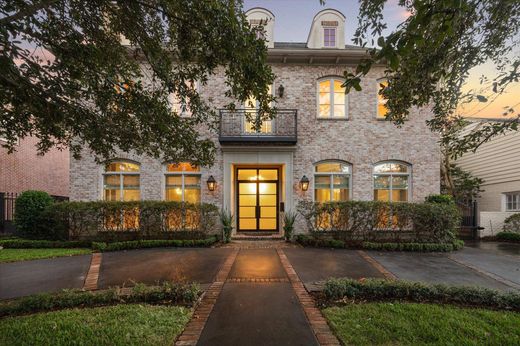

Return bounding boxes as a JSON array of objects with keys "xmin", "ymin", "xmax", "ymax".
[{"xmin": 70, "ymin": 8, "xmax": 440, "ymax": 236}]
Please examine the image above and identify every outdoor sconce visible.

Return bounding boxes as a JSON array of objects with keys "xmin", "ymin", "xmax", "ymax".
[
  {"xmin": 207, "ymin": 175, "xmax": 216, "ymax": 191},
  {"xmin": 277, "ymin": 84, "xmax": 285, "ymax": 98},
  {"xmin": 300, "ymin": 175, "xmax": 309, "ymax": 191}
]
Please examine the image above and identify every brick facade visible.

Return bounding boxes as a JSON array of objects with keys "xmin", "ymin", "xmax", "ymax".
[
  {"xmin": 70, "ymin": 62, "xmax": 440, "ymax": 233},
  {"xmin": 1, "ymin": 136, "xmax": 69, "ymax": 196}
]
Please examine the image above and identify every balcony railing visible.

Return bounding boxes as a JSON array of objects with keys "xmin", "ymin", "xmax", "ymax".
[{"xmin": 219, "ymin": 109, "xmax": 297, "ymax": 145}]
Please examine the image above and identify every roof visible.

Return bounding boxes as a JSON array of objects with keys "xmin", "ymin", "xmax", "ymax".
[
  {"xmin": 268, "ymin": 42, "xmax": 372, "ymax": 65},
  {"xmin": 273, "ymin": 42, "xmax": 363, "ymax": 50}
]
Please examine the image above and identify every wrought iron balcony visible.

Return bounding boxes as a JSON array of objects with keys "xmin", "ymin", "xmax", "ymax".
[{"xmin": 218, "ymin": 109, "xmax": 297, "ymax": 145}]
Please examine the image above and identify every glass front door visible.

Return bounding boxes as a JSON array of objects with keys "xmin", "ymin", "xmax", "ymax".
[{"xmin": 237, "ymin": 168, "xmax": 279, "ymax": 232}]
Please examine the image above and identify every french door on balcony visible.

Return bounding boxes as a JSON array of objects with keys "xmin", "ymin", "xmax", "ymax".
[
  {"xmin": 236, "ymin": 168, "xmax": 279, "ymax": 232},
  {"xmin": 244, "ymin": 85, "xmax": 273, "ymax": 134}
]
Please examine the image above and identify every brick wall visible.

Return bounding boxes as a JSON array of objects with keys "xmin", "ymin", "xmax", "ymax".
[{"xmin": 0, "ymin": 136, "xmax": 69, "ymax": 196}]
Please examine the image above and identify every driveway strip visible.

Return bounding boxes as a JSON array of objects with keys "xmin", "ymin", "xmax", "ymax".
[
  {"xmin": 277, "ymin": 249, "xmax": 340, "ymax": 346},
  {"xmin": 357, "ymin": 250, "xmax": 397, "ymax": 280},
  {"xmin": 174, "ymin": 248, "xmax": 239, "ymax": 346},
  {"xmin": 83, "ymin": 253, "xmax": 102, "ymax": 291}
]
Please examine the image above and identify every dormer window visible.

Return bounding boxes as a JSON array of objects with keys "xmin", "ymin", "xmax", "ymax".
[{"xmin": 324, "ymin": 27, "xmax": 336, "ymax": 47}]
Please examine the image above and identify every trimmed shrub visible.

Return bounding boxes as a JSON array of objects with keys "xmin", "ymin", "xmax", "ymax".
[
  {"xmin": 425, "ymin": 194, "xmax": 455, "ymax": 204},
  {"xmin": 503, "ymin": 213, "xmax": 520, "ymax": 233},
  {"xmin": 297, "ymin": 200, "xmax": 460, "ymax": 244},
  {"xmin": 323, "ymin": 278, "xmax": 520, "ymax": 311},
  {"xmin": 91, "ymin": 236, "xmax": 218, "ymax": 252},
  {"xmin": 0, "ymin": 282, "xmax": 201, "ymax": 318},
  {"xmin": 14, "ymin": 191, "xmax": 57, "ymax": 239},
  {"xmin": 44, "ymin": 201, "xmax": 219, "ymax": 241},
  {"xmin": 495, "ymin": 231, "xmax": 520, "ymax": 242},
  {"xmin": 0, "ymin": 239, "xmax": 91, "ymax": 249}
]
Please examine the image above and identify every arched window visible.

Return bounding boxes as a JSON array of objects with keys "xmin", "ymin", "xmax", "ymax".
[
  {"xmin": 103, "ymin": 161, "xmax": 140, "ymax": 201},
  {"xmin": 377, "ymin": 79, "xmax": 388, "ymax": 119},
  {"xmin": 373, "ymin": 162, "xmax": 411, "ymax": 202},
  {"xmin": 165, "ymin": 162, "xmax": 201, "ymax": 203},
  {"xmin": 317, "ymin": 77, "xmax": 347, "ymax": 118},
  {"xmin": 314, "ymin": 161, "xmax": 351, "ymax": 202}
]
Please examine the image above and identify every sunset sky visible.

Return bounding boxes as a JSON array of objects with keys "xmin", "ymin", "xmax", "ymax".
[{"xmin": 244, "ymin": 0, "xmax": 520, "ymax": 119}]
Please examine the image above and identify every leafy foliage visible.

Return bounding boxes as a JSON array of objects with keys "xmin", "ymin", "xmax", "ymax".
[
  {"xmin": 346, "ymin": 0, "xmax": 520, "ymax": 156},
  {"xmin": 0, "ymin": 281, "xmax": 201, "ymax": 318},
  {"xmin": 495, "ymin": 231, "xmax": 520, "ymax": 242},
  {"xmin": 219, "ymin": 208, "xmax": 234, "ymax": 243},
  {"xmin": 282, "ymin": 210, "xmax": 297, "ymax": 241},
  {"xmin": 441, "ymin": 163, "xmax": 484, "ymax": 202},
  {"xmin": 91, "ymin": 236, "xmax": 218, "ymax": 252},
  {"xmin": 0, "ymin": 239, "xmax": 91, "ymax": 248},
  {"xmin": 14, "ymin": 190, "xmax": 55, "ymax": 238},
  {"xmin": 0, "ymin": 0, "xmax": 274, "ymax": 164},
  {"xmin": 297, "ymin": 200, "xmax": 460, "ymax": 244},
  {"xmin": 424, "ymin": 194, "xmax": 455, "ymax": 204},
  {"xmin": 323, "ymin": 278, "xmax": 520, "ymax": 311},
  {"xmin": 503, "ymin": 213, "xmax": 520, "ymax": 233},
  {"xmin": 44, "ymin": 200, "xmax": 219, "ymax": 240}
]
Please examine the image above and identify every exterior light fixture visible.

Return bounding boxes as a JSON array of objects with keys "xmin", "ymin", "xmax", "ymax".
[
  {"xmin": 300, "ymin": 175, "xmax": 309, "ymax": 191},
  {"xmin": 207, "ymin": 175, "xmax": 216, "ymax": 191},
  {"xmin": 277, "ymin": 84, "xmax": 285, "ymax": 98}
]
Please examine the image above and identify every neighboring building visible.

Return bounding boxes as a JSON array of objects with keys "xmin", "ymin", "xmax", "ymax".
[
  {"xmin": 70, "ymin": 8, "xmax": 440, "ymax": 235},
  {"xmin": 456, "ymin": 119, "xmax": 520, "ymax": 237},
  {"xmin": 0, "ymin": 135, "xmax": 69, "ymax": 197}
]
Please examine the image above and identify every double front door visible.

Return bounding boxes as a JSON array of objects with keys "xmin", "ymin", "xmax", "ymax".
[{"xmin": 237, "ymin": 168, "xmax": 279, "ymax": 232}]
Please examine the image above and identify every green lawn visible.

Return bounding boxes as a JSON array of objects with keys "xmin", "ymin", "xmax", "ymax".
[
  {"xmin": 0, "ymin": 304, "xmax": 192, "ymax": 346},
  {"xmin": 0, "ymin": 248, "xmax": 91, "ymax": 263},
  {"xmin": 323, "ymin": 302, "xmax": 520, "ymax": 346}
]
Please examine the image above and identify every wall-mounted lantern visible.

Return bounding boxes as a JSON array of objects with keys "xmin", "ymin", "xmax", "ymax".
[
  {"xmin": 300, "ymin": 175, "xmax": 309, "ymax": 191},
  {"xmin": 277, "ymin": 84, "xmax": 285, "ymax": 98},
  {"xmin": 207, "ymin": 175, "xmax": 216, "ymax": 191}
]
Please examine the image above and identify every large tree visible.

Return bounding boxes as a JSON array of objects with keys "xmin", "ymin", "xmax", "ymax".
[
  {"xmin": 345, "ymin": 0, "xmax": 520, "ymax": 156},
  {"xmin": 0, "ymin": 0, "xmax": 274, "ymax": 164}
]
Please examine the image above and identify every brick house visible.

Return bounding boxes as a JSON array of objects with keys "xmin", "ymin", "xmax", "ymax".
[{"xmin": 70, "ymin": 8, "xmax": 440, "ymax": 235}]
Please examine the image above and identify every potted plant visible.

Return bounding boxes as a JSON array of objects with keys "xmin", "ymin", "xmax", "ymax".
[
  {"xmin": 283, "ymin": 210, "xmax": 297, "ymax": 242},
  {"xmin": 219, "ymin": 209, "xmax": 234, "ymax": 243}
]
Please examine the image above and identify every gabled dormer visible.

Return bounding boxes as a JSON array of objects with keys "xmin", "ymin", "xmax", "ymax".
[
  {"xmin": 306, "ymin": 9, "xmax": 346, "ymax": 49},
  {"xmin": 245, "ymin": 7, "xmax": 275, "ymax": 48}
]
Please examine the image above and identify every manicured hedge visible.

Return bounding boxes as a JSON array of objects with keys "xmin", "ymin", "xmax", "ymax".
[
  {"xmin": 297, "ymin": 200, "xmax": 460, "ymax": 243},
  {"xmin": 503, "ymin": 213, "xmax": 520, "ymax": 233},
  {"xmin": 0, "ymin": 282, "xmax": 201, "ymax": 318},
  {"xmin": 495, "ymin": 231, "xmax": 520, "ymax": 242},
  {"xmin": 0, "ymin": 239, "xmax": 92, "ymax": 249},
  {"xmin": 294, "ymin": 234, "xmax": 464, "ymax": 252},
  {"xmin": 92, "ymin": 236, "xmax": 218, "ymax": 252},
  {"xmin": 323, "ymin": 278, "xmax": 520, "ymax": 311},
  {"xmin": 42, "ymin": 201, "xmax": 219, "ymax": 240},
  {"xmin": 14, "ymin": 191, "xmax": 57, "ymax": 239}
]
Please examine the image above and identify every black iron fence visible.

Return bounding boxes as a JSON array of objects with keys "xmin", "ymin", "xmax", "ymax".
[
  {"xmin": 0, "ymin": 192, "xmax": 69, "ymax": 233},
  {"xmin": 457, "ymin": 200, "xmax": 479, "ymax": 240}
]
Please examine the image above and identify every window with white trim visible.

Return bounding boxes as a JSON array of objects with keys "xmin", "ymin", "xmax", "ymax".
[
  {"xmin": 373, "ymin": 162, "xmax": 411, "ymax": 202},
  {"xmin": 103, "ymin": 161, "xmax": 140, "ymax": 201},
  {"xmin": 505, "ymin": 193, "xmax": 520, "ymax": 211},
  {"xmin": 165, "ymin": 162, "xmax": 201, "ymax": 203},
  {"xmin": 323, "ymin": 27, "xmax": 336, "ymax": 47},
  {"xmin": 314, "ymin": 161, "xmax": 351, "ymax": 202},
  {"xmin": 318, "ymin": 78, "xmax": 347, "ymax": 118}
]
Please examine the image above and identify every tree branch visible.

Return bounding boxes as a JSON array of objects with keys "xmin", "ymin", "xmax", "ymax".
[{"xmin": 0, "ymin": 0, "xmax": 60, "ymax": 25}]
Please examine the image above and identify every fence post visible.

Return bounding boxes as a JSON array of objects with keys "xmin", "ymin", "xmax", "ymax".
[{"xmin": 0, "ymin": 192, "xmax": 4, "ymax": 232}]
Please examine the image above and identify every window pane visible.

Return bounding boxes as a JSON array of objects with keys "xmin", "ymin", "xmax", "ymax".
[
  {"xmin": 377, "ymin": 103, "xmax": 388, "ymax": 118},
  {"xmin": 392, "ymin": 189, "xmax": 408, "ymax": 202},
  {"xmin": 259, "ymin": 183, "xmax": 277, "ymax": 195},
  {"xmin": 104, "ymin": 174, "xmax": 120, "ymax": 188},
  {"xmin": 374, "ymin": 175, "xmax": 390, "ymax": 189},
  {"xmin": 319, "ymin": 80, "xmax": 330, "ymax": 93},
  {"xmin": 105, "ymin": 162, "xmax": 139, "ymax": 172},
  {"xmin": 184, "ymin": 189, "xmax": 200, "ymax": 203},
  {"xmin": 259, "ymin": 194, "xmax": 276, "ymax": 206},
  {"xmin": 319, "ymin": 92, "xmax": 330, "ymax": 105},
  {"xmin": 259, "ymin": 169, "xmax": 278, "ymax": 180},
  {"xmin": 374, "ymin": 163, "xmax": 409, "ymax": 173},
  {"xmin": 239, "ymin": 183, "xmax": 257, "ymax": 195},
  {"xmin": 123, "ymin": 175, "xmax": 140, "ymax": 188},
  {"xmin": 237, "ymin": 169, "xmax": 257, "ymax": 181},
  {"xmin": 122, "ymin": 189, "xmax": 140, "ymax": 201},
  {"xmin": 259, "ymin": 218, "xmax": 277, "ymax": 230},
  {"xmin": 239, "ymin": 195, "xmax": 257, "ymax": 206},
  {"xmin": 165, "ymin": 175, "xmax": 182, "ymax": 186},
  {"xmin": 315, "ymin": 175, "xmax": 331, "ymax": 188},
  {"xmin": 104, "ymin": 189, "xmax": 120, "ymax": 201},
  {"xmin": 392, "ymin": 176, "xmax": 408, "ymax": 189},
  {"xmin": 374, "ymin": 189, "xmax": 390, "ymax": 201},
  {"xmin": 333, "ymin": 105, "xmax": 345, "ymax": 117},
  {"xmin": 316, "ymin": 163, "xmax": 349, "ymax": 173},
  {"xmin": 332, "ymin": 189, "xmax": 349, "ymax": 201},
  {"xmin": 167, "ymin": 162, "xmax": 199, "ymax": 172},
  {"xmin": 184, "ymin": 175, "xmax": 201, "ymax": 187},
  {"xmin": 240, "ymin": 218, "xmax": 256, "ymax": 229},
  {"xmin": 319, "ymin": 105, "xmax": 330, "ymax": 117},
  {"xmin": 240, "ymin": 207, "xmax": 255, "ymax": 218},
  {"xmin": 333, "ymin": 80, "xmax": 344, "ymax": 93},
  {"xmin": 261, "ymin": 207, "xmax": 277, "ymax": 218},
  {"xmin": 333, "ymin": 175, "xmax": 349, "ymax": 188},
  {"xmin": 333, "ymin": 92, "xmax": 345, "ymax": 105},
  {"xmin": 166, "ymin": 187, "xmax": 183, "ymax": 202},
  {"xmin": 315, "ymin": 188, "xmax": 331, "ymax": 202}
]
